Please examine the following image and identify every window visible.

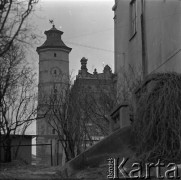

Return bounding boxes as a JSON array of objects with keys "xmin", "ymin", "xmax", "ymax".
[
  {"xmin": 130, "ymin": 0, "xmax": 137, "ymax": 39},
  {"xmin": 51, "ymin": 67, "xmax": 60, "ymax": 77},
  {"xmin": 53, "ymin": 85, "xmax": 57, "ymax": 100},
  {"xmin": 53, "ymin": 84, "xmax": 57, "ymax": 93},
  {"xmin": 52, "ymin": 128, "xmax": 56, "ymax": 134},
  {"xmin": 54, "ymin": 53, "xmax": 56, "ymax": 57}
]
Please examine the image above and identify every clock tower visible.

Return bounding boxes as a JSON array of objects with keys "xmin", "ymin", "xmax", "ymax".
[{"xmin": 36, "ymin": 25, "xmax": 71, "ymax": 165}]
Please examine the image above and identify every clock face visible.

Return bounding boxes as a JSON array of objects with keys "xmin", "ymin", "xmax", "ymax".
[{"xmin": 50, "ymin": 67, "xmax": 61, "ymax": 77}]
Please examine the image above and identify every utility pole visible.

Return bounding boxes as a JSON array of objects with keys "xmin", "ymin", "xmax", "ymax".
[{"xmin": 141, "ymin": 0, "xmax": 148, "ymax": 79}]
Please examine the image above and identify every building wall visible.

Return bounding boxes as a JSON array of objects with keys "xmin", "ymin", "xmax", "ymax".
[
  {"xmin": 36, "ymin": 137, "xmax": 64, "ymax": 166},
  {"xmin": 113, "ymin": 0, "xmax": 181, "ymax": 82},
  {"xmin": 39, "ymin": 50, "xmax": 69, "ymax": 85},
  {"xmin": 113, "ymin": 0, "xmax": 142, "ymax": 76},
  {"xmin": 110, "ymin": 104, "xmax": 130, "ymax": 132},
  {"xmin": 145, "ymin": 0, "xmax": 181, "ymax": 73},
  {"xmin": 72, "ymin": 59, "xmax": 115, "ymax": 139},
  {"xmin": 113, "ymin": 0, "xmax": 181, "ymax": 129},
  {"xmin": 0, "ymin": 136, "xmax": 32, "ymax": 164}
]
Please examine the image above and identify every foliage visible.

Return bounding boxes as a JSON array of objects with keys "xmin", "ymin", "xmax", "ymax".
[{"xmin": 132, "ymin": 72, "xmax": 181, "ymax": 163}]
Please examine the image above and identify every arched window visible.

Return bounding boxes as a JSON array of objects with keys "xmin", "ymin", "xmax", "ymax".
[
  {"xmin": 54, "ymin": 53, "xmax": 56, "ymax": 57},
  {"xmin": 54, "ymin": 70, "xmax": 57, "ymax": 74}
]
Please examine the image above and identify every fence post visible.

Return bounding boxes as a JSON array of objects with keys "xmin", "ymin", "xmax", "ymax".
[{"xmin": 57, "ymin": 140, "xmax": 59, "ymax": 165}]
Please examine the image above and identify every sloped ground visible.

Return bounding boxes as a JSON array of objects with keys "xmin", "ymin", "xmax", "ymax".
[
  {"xmin": 61, "ymin": 126, "xmax": 136, "ymax": 179},
  {"xmin": 0, "ymin": 162, "xmax": 109, "ymax": 180},
  {"xmin": 0, "ymin": 162, "xmax": 62, "ymax": 179},
  {"xmin": 70, "ymin": 165, "xmax": 108, "ymax": 179},
  {"xmin": 60, "ymin": 126, "xmax": 181, "ymax": 179}
]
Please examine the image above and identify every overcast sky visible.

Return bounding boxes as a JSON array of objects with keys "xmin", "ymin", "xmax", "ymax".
[{"xmin": 31, "ymin": 0, "xmax": 114, "ymax": 78}]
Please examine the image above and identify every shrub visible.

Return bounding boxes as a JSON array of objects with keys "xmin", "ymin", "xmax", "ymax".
[{"xmin": 132, "ymin": 72, "xmax": 181, "ymax": 163}]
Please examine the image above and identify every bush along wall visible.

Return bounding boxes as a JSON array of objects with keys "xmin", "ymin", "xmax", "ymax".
[{"xmin": 132, "ymin": 72, "xmax": 181, "ymax": 164}]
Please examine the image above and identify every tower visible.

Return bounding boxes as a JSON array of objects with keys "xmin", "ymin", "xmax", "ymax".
[{"xmin": 36, "ymin": 25, "xmax": 71, "ymax": 165}]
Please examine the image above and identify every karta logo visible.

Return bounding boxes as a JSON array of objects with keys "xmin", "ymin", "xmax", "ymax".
[{"xmin": 107, "ymin": 158, "xmax": 180, "ymax": 179}]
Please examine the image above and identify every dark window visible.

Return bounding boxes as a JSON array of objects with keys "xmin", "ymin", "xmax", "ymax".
[
  {"xmin": 54, "ymin": 70, "xmax": 57, "ymax": 74},
  {"xmin": 52, "ymin": 128, "xmax": 56, "ymax": 134},
  {"xmin": 54, "ymin": 53, "xmax": 56, "ymax": 57},
  {"xmin": 53, "ymin": 85, "xmax": 57, "ymax": 93},
  {"xmin": 130, "ymin": 0, "xmax": 137, "ymax": 38},
  {"xmin": 53, "ymin": 85, "xmax": 57, "ymax": 100},
  {"xmin": 54, "ymin": 92, "xmax": 57, "ymax": 100}
]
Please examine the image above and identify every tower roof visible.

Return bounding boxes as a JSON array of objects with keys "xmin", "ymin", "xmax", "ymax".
[{"xmin": 37, "ymin": 25, "xmax": 72, "ymax": 52}]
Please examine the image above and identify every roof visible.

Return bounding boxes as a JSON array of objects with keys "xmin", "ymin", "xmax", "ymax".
[
  {"xmin": 37, "ymin": 25, "xmax": 72, "ymax": 52},
  {"xmin": 76, "ymin": 58, "xmax": 113, "ymax": 80}
]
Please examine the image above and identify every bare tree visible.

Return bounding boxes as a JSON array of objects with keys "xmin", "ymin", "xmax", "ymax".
[
  {"xmin": 115, "ymin": 64, "xmax": 143, "ymax": 122},
  {"xmin": 42, "ymin": 75, "xmax": 90, "ymax": 162},
  {"xmin": 85, "ymin": 65, "xmax": 143, "ymax": 134},
  {"xmin": 0, "ymin": 0, "xmax": 41, "ymax": 162},
  {"xmin": 79, "ymin": 79, "xmax": 117, "ymax": 136},
  {"xmin": 44, "ymin": 65, "xmax": 142, "ymax": 162},
  {"xmin": 0, "ymin": 0, "xmax": 39, "ymax": 56},
  {"xmin": 116, "ymin": 64, "xmax": 143, "ymax": 103},
  {"xmin": 0, "ymin": 44, "xmax": 37, "ymax": 162}
]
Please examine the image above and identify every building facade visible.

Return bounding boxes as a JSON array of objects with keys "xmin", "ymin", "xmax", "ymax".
[
  {"xmin": 112, "ymin": 0, "xmax": 181, "ymax": 129},
  {"xmin": 0, "ymin": 135, "xmax": 32, "ymax": 164},
  {"xmin": 72, "ymin": 57, "xmax": 115, "ymax": 143},
  {"xmin": 113, "ymin": 0, "xmax": 181, "ymax": 81},
  {"xmin": 36, "ymin": 25, "xmax": 71, "ymax": 165}
]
